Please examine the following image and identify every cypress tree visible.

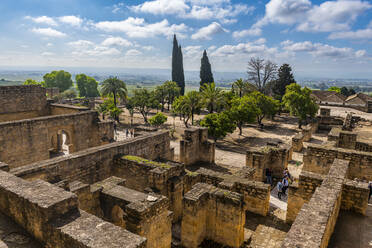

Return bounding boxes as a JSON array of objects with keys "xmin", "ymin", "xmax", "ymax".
[
  {"xmin": 272, "ymin": 63, "xmax": 296, "ymax": 101},
  {"xmin": 200, "ymin": 50, "xmax": 214, "ymax": 90},
  {"xmin": 172, "ymin": 35, "xmax": 185, "ymax": 95}
]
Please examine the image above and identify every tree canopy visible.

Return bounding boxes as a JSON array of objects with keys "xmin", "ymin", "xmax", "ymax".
[
  {"xmin": 76, "ymin": 74, "xmax": 100, "ymax": 98},
  {"xmin": 172, "ymin": 91, "xmax": 202, "ymax": 127},
  {"xmin": 23, "ymin": 79, "xmax": 44, "ymax": 86},
  {"xmin": 200, "ymin": 112, "xmax": 235, "ymax": 142},
  {"xmin": 283, "ymin": 83, "xmax": 319, "ymax": 128},
  {"xmin": 101, "ymin": 77, "xmax": 127, "ymax": 106},
  {"xmin": 328, "ymin": 86, "xmax": 341, "ymax": 94},
  {"xmin": 172, "ymin": 35, "xmax": 185, "ymax": 95},
  {"xmin": 131, "ymin": 88, "xmax": 159, "ymax": 123},
  {"xmin": 231, "ymin": 79, "xmax": 256, "ymax": 98},
  {"xmin": 200, "ymin": 50, "xmax": 214, "ymax": 90},
  {"xmin": 272, "ymin": 64, "xmax": 296, "ymax": 101},
  {"xmin": 43, "ymin": 70, "xmax": 73, "ymax": 92},
  {"xmin": 149, "ymin": 112, "xmax": 168, "ymax": 127},
  {"xmin": 200, "ymin": 82, "xmax": 223, "ymax": 113}
]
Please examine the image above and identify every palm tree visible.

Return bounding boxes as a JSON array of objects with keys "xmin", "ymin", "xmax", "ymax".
[
  {"xmin": 200, "ymin": 82, "xmax": 223, "ymax": 113},
  {"xmin": 172, "ymin": 91, "xmax": 202, "ymax": 127},
  {"xmin": 232, "ymin": 79, "xmax": 256, "ymax": 98},
  {"xmin": 101, "ymin": 77, "xmax": 127, "ymax": 106}
]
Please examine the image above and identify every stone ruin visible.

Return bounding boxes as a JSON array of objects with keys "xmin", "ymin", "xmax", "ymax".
[{"xmin": 0, "ymin": 87, "xmax": 370, "ymax": 248}]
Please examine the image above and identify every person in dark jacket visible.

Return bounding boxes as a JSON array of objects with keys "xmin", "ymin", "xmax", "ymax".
[{"xmin": 265, "ymin": 168, "xmax": 273, "ymax": 185}]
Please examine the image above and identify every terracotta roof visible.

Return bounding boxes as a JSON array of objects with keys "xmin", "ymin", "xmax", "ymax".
[
  {"xmin": 311, "ymin": 90, "xmax": 346, "ymax": 103},
  {"xmin": 346, "ymin": 93, "xmax": 372, "ymax": 103}
]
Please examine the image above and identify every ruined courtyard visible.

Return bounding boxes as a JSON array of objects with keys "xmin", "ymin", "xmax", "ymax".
[{"xmin": 0, "ymin": 85, "xmax": 371, "ymax": 248}]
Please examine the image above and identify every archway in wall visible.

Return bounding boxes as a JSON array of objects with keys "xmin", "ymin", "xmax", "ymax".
[
  {"xmin": 60, "ymin": 130, "xmax": 70, "ymax": 155},
  {"xmin": 49, "ymin": 130, "xmax": 71, "ymax": 158}
]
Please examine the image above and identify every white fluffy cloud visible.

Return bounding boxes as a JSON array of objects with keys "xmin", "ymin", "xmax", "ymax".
[
  {"xmin": 329, "ymin": 28, "xmax": 372, "ymax": 40},
  {"xmin": 31, "ymin": 28, "xmax": 66, "ymax": 37},
  {"xmin": 95, "ymin": 18, "xmax": 188, "ymax": 38},
  {"xmin": 281, "ymin": 40, "xmax": 366, "ymax": 58},
  {"xmin": 255, "ymin": 0, "xmax": 371, "ymax": 33},
  {"xmin": 131, "ymin": 0, "xmax": 189, "ymax": 15},
  {"xmin": 126, "ymin": 49, "xmax": 142, "ymax": 56},
  {"xmin": 26, "ymin": 16, "xmax": 58, "ymax": 26},
  {"xmin": 101, "ymin": 37, "xmax": 133, "ymax": 47},
  {"xmin": 130, "ymin": 0, "xmax": 252, "ymax": 24},
  {"xmin": 232, "ymin": 28, "xmax": 261, "ymax": 38},
  {"xmin": 41, "ymin": 52, "xmax": 55, "ymax": 56},
  {"xmin": 191, "ymin": 22, "xmax": 228, "ymax": 40},
  {"xmin": 58, "ymin": 16, "xmax": 83, "ymax": 27},
  {"xmin": 68, "ymin": 40, "xmax": 94, "ymax": 48}
]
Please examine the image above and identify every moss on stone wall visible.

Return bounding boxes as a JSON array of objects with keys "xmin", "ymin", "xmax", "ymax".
[{"xmin": 122, "ymin": 155, "xmax": 171, "ymax": 169}]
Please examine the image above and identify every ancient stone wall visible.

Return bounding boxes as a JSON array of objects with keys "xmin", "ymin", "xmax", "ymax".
[
  {"xmin": 0, "ymin": 170, "xmax": 147, "ymax": 248},
  {"xmin": 113, "ymin": 155, "xmax": 184, "ymax": 222},
  {"xmin": 0, "ymin": 111, "xmax": 112, "ymax": 168},
  {"xmin": 291, "ymin": 133, "xmax": 304, "ymax": 152},
  {"xmin": 179, "ymin": 128, "xmax": 215, "ymax": 166},
  {"xmin": 0, "ymin": 85, "xmax": 48, "ymax": 122},
  {"xmin": 282, "ymin": 159, "xmax": 349, "ymax": 248},
  {"xmin": 304, "ymin": 143, "xmax": 372, "ymax": 180},
  {"xmin": 49, "ymin": 103, "xmax": 89, "ymax": 115},
  {"xmin": 181, "ymin": 183, "xmax": 245, "ymax": 248},
  {"xmin": 195, "ymin": 168, "xmax": 270, "ymax": 216},
  {"xmin": 317, "ymin": 115, "xmax": 344, "ymax": 131},
  {"xmin": 246, "ymin": 143, "xmax": 291, "ymax": 181},
  {"xmin": 287, "ymin": 159, "xmax": 369, "ymax": 223},
  {"xmin": 11, "ymin": 131, "xmax": 173, "ymax": 184},
  {"xmin": 93, "ymin": 177, "xmax": 172, "ymax": 248},
  {"xmin": 45, "ymin": 87, "xmax": 59, "ymax": 99}
]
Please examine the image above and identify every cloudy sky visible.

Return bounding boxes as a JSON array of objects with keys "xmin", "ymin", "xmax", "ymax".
[{"xmin": 0, "ymin": 0, "xmax": 372, "ymax": 78}]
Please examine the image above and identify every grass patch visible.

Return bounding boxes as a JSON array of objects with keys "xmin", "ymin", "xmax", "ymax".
[{"xmin": 122, "ymin": 155, "xmax": 171, "ymax": 169}]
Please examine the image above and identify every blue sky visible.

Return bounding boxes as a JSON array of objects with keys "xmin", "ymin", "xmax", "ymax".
[{"xmin": 0, "ymin": 0, "xmax": 371, "ymax": 78}]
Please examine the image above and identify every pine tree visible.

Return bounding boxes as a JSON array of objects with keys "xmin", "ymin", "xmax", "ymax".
[
  {"xmin": 200, "ymin": 50, "xmax": 214, "ymax": 90},
  {"xmin": 272, "ymin": 64, "xmax": 296, "ymax": 101},
  {"xmin": 172, "ymin": 35, "xmax": 185, "ymax": 95}
]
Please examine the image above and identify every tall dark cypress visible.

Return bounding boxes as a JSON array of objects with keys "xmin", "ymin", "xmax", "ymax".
[
  {"xmin": 199, "ymin": 50, "xmax": 214, "ymax": 90},
  {"xmin": 172, "ymin": 35, "xmax": 185, "ymax": 95}
]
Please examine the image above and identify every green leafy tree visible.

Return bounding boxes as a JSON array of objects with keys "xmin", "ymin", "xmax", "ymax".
[
  {"xmin": 340, "ymin": 87, "xmax": 355, "ymax": 97},
  {"xmin": 230, "ymin": 96, "xmax": 258, "ymax": 135},
  {"xmin": 283, "ymin": 83, "xmax": 319, "ymax": 128},
  {"xmin": 164, "ymin": 81, "xmax": 181, "ymax": 111},
  {"xmin": 200, "ymin": 50, "xmax": 214, "ymax": 90},
  {"xmin": 200, "ymin": 82, "xmax": 223, "ymax": 113},
  {"xmin": 249, "ymin": 91, "xmax": 280, "ymax": 127},
  {"xmin": 101, "ymin": 77, "xmax": 127, "ymax": 107},
  {"xmin": 43, "ymin": 70, "xmax": 73, "ymax": 92},
  {"xmin": 60, "ymin": 89, "xmax": 78, "ymax": 99},
  {"xmin": 172, "ymin": 91, "xmax": 202, "ymax": 127},
  {"xmin": 231, "ymin": 79, "xmax": 256, "ymax": 98},
  {"xmin": 172, "ymin": 35, "xmax": 185, "ymax": 95},
  {"xmin": 76, "ymin": 74, "xmax": 100, "ymax": 98},
  {"xmin": 155, "ymin": 84, "xmax": 167, "ymax": 112},
  {"xmin": 131, "ymin": 89, "xmax": 159, "ymax": 123},
  {"xmin": 23, "ymin": 79, "xmax": 45, "ymax": 86},
  {"xmin": 200, "ymin": 112, "xmax": 236, "ymax": 142},
  {"xmin": 149, "ymin": 112, "xmax": 168, "ymax": 127},
  {"xmin": 272, "ymin": 64, "xmax": 296, "ymax": 101},
  {"xmin": 98, "ymin": 98, "xmax": 122, "ymax": 122},
  {"xmin": 328, "ymin": 86, "xmax": 341, "ymax": 94}
]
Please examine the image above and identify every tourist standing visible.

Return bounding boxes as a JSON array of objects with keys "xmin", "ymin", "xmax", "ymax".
[
  {"xmin": 282, "ymin": 177, "xmax": 289, "ymax": 195},
  {"xmin": 265, "ymin": 168, "xmax": 273, "ymax": 185},
  {"xmin": 369, "ymin": 182, "xmax": 372, "ymax": 203},
  {"xmin": 126, "ymin": 129, "xmax": 129, "ymax": 138},
  {"xmin": 277, "ymin": 181, "xmax": 283, "ymax": 200}
]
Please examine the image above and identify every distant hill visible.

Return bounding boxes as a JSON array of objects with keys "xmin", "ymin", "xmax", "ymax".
[{"xmin": 0, "ymin": 78, "xmax": 23, "ymax": 86}]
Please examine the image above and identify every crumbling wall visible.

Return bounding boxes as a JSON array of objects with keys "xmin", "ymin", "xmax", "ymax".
[
  {"xmin": 282, "ymin": 159, "xmax": 349, "ymax": 248},
  {"xmin": 49, "ymin": 103, "xmax": 89, "ymax": 115},
  {"xmin": 179, "ymin": 128, "xmax": 215, "ymax": 166},
  {"xmin": 181, "ymin": 183, "xmax": 245, "ymax": 248},
  {"xmin": 0, "ymin": 170, "xmax": 147, "ymax": 248},
  {"xmin": 0, "ymin": 111, "xmax": 112, "ymax": 168},
  {"xmin": 0, "ymin": 85, "xmax": 48, "ymax": 122},
  {"xmin": 246, "ymin": 143, "xmax": 291, "ymax": 181},
  {"xmin": 11, "ymin": 131, "xmax": 173, "ymax": 184},
  {"xmin": 93, "ymin": 177, "xmax": 172, "ymax": 248},
  {"xmin": 112, "ymin": 155, "xmax": 184, "ymax": 222},
  {"xmin": 287, "ymin": 159, "xmax": 369, "ymax": 224},
  {"xmin": 304, "ymin": 143, "xmax": 372, "ymax": 180},
  {"xmin": 195, "ymin": 168, "xmax": 270, "ymax": 216}
]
